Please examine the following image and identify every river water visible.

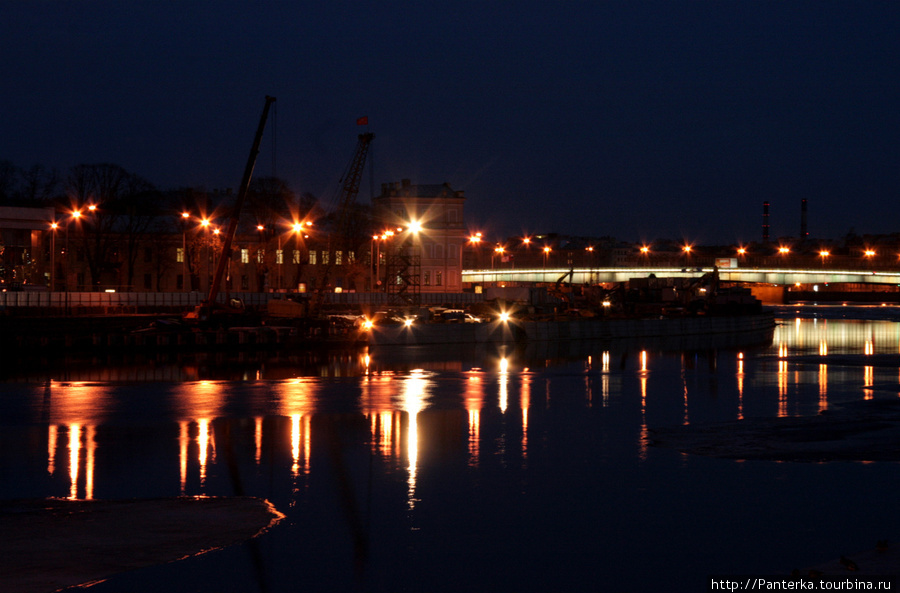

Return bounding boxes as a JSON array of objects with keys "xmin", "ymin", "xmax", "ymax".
[{"xmin": 2, "ymin": 306, "xmax": 899, "ymax": 593}]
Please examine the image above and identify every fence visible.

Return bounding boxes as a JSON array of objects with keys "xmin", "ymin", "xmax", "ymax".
[{"xmin": 0, "ymin": 291, "xmax": 484, "ymax": 313}]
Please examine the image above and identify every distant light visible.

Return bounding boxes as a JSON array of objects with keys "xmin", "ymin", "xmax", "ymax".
[
  {"xmin": 499, "ymin": 311, "xmax": 510, "ymax": 322},
  {"xmin": 640, "ymin": 246, "xmax": 650, "ymax": 254},
  {"xmin": 819, "ymin": 250, "xmax": 830, "ymax": 258},
  {"xmin": 779, "ymin": 246, "xmax": 790, "ymax": 254},
  {"xmin": 602, "ymin": 300, "xmax": 611, "ymax": 308},
  {"xmin": 334, "ymin": 287, "xmax": 342, "ymax": 293},
  {"xmin": 499, "ymin": 357, "xmax": 509, "ymax": 373},
  {"xmin": 404, "ymin": 317, "xmax": 414, "ymax": 327},
  {"xmin": 408, "ymin": 220, "xmax": 422, "ymax": 233},
  {"xmin": 737, "ymin": 247, "xmax": 746, "ymax": 255},
  {"xmin": 257, "ymin": 225, "xmax": 265, "ymax": 231},
  {"xmin": 865, "ymin": 249, "xmax": 876, "ymax": 257},
  {"xmin": 104, "ymin": 289, "xmax": 116, "ymax": 293},
  {"xmin": 362, "ymin": 319, "xmax": 373, "ymax": 330}
]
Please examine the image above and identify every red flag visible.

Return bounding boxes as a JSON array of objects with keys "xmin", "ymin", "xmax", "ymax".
[{"xmin": 356, "ymin": 116, "xmax": 368, "ymax": 126}]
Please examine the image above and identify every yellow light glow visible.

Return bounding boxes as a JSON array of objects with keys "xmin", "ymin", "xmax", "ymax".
[
  {"xmin": 779, "ymin": 246, "xmax": 790, "ymax": 254},
  {"xmin": 499, "ymin": 311, "xmax": 510, "ymax": 322},
  {"xmin": 404, "ymin": 317, "xmax": 413, "ymax": 327}
]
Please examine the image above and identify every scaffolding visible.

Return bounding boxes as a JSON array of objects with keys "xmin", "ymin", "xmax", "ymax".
[{"xmin": 385, "ymin": 248, "xmax": 421, "ymax": 307}]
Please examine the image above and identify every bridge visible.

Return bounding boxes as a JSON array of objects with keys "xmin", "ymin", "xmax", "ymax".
[{"xmin": 462, "ymin": 266, "xmax": 900, "ymax": 287}]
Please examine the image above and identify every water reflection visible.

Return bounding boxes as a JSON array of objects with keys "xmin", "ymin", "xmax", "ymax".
[{"xmin": 26, "ymin": 317, "xmax": 900, "ymax": 508}]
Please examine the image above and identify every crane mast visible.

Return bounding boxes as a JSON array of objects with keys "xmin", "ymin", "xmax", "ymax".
[
  {"xmin": 334, "ymin": 132, "xmax": 374, "ymax": 246},
  {"xmin": 310, "ymin": 132, "xmax": 373, "ymax": 313}
]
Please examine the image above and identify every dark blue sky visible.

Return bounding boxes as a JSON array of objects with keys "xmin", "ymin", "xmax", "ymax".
[{"xmin": 3, "ymin": 1, "xmax": 899, "ymax": 244}]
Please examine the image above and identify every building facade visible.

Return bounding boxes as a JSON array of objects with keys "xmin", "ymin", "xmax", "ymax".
[{"xmin": 372, "ymin": 180, "xmax": 467, "ymax": 294}]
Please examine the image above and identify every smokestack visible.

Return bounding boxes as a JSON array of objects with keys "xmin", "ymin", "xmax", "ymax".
[
  {"xmin": 800, "ymin": 199, "xmax": 808, "ymax": 241},
  {"xmin": 763, "ymin": 201, "xmax": 770, "ymax": 244}
]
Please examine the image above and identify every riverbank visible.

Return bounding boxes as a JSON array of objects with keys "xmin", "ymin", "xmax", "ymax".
[{"xmin": 0, "ymin": 496, "xmax": 283, "ymax": 593}]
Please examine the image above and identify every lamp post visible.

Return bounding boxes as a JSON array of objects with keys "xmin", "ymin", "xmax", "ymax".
[
  {"xmin": 49, "ymin": 221, "xmax": 58, "ymax": 291},
  {"xmin": 543, "ymin": 246, "xmax": 551, "ymax": 269},
  {"xmin": 640, "ymin": 245, "xmax": 650, "ymax": 267},
  {"xmin": 181, "ymin": 212, "xmax": 190, "ymax": 291}
]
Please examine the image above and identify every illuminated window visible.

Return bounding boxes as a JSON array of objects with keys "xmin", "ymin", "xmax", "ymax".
[
  {"xmin": 336, "ymin": 250, "xmax": 343, "ymax": 265},
  {"xmin": 293, "ymin": 249, "xmax": 301, "ymax": 264},
  {"xmin": 176, "ymin": 247, "xmax": 184, "ymax": 263},
  {"xmin": 241, "ymin": 249, "xmax": 249, "ymax": 264},
  {"xmin": 276, "ymin": 249, "xmax": 283, "ymax": 264},
  {"xmin": 308, "ymin": 250, "xmax": 316, "ymax": 265},
  {"xmin": 322, "ymin": 251, "xmax": 330, "ymax": 265},
  {"xmin": 257, "ymin": 249, "xmax": 265, "ymax": 264}
]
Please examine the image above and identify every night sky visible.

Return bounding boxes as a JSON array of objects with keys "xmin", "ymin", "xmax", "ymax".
[{"xmin": 3, "ymin": 2, "xmax": 899, "ymax": 245}]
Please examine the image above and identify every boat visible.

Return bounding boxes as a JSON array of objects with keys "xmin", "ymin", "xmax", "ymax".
[{"xmin": 361, "ymin": 270, "xmax": 775, "ymax": 346}]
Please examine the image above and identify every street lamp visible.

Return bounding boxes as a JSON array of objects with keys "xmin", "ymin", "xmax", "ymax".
[
  {"xmin": 181, "ymin": 212, "xmax": 190, "ymax": 291},
  {"xmin": 543, "ymin": 246, "xmax": 551, "ymax": 269},
  {"xmin": 493, "ymin": 245, "xmax": 505, "ymax": 269},
  {"xmin": 49, "ymin": 221, "xmax": 58, "ymax": 290},
  {"xmin": 819, "ymin": 250, "xmax": 830, "ymax": 266}
]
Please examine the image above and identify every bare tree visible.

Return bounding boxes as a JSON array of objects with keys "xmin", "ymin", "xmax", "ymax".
[{"xmin": 65, "ymin": 163, "xmax": 158, "ymax": 291}]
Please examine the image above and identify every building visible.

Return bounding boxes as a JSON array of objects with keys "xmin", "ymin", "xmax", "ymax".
[
  {"xmin": 0, "ymin": 206, "xmax": 55, "ymax": 289},
  {"xmin": 373, "ymin": 180, "xmax": 467, "ymax": 294}
]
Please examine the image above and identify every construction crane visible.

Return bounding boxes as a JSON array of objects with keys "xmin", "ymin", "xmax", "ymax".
[
  {"xmin": 310, "ymin": 132, "xmax": 374, "ymax": 314},
  {"xmin": 186, "ymin": 95, "xmax": 276, "ymax": 324}
]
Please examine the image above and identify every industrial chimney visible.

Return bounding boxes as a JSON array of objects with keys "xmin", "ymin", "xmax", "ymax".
[
  {"xmin": 763, "ymin": 201, "xmax": 770, "ymax": 244},
  {"xmin": 800, "ymin": 199, "xmax": 808, "ymax": 241}
]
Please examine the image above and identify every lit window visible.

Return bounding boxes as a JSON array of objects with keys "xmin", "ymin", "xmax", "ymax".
[
  {"xmin": 276, "ymin": 249, "xmax": 283, "ymax": 264},
  {"xmin": 308, "ymin": 250, "xmax": 316, "ymax": 265},
  {"xmin": 241, "ymin": 249, "xmax": 249, "ymax": 264},
  {"xmin": 336, "ymin": 250, "xmax": 343, "ymax": 265},
  {"xmin": 257, "ymin": 249, "xmax": 265, "ymax": 264},
  {"xmin": 293, "ymin": 249, "xmax": 302, "ymax": 264},
  {"xmin": 176, "ymin": 247, "xmax": 184, "ymax": 263}
]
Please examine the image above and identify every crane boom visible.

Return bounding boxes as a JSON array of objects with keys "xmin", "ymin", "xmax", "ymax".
[
  {"xmin": 335, "ymin": 133, "xmax": 374, "ymax": 244},
  {"xmin": 188, "ymin": 95, "xmax": 275, "ymax": 321}
]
